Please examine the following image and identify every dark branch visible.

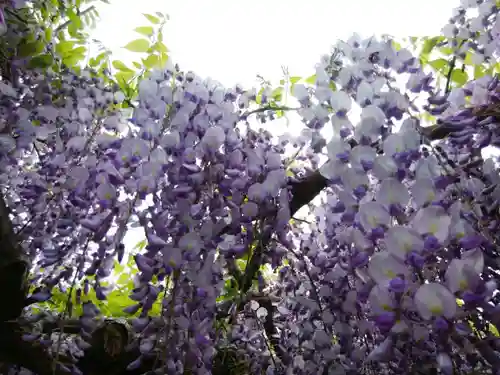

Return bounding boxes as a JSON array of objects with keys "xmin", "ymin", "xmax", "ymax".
[
  {"xmin": 0, "ymin": 322, "xmax": 68, "ymax": 375},
  {"xmin": 0, "ymin": 194, "xmax": 30, "ymax": 323}
]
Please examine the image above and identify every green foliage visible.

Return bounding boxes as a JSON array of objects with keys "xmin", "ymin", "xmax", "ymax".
[
  {"xmin": 112, "ymin": 60, "xmax": 133, "ymax": 72},
  {"xmin": 28, "ymin": 54, "xmax": 54, "ymax": 69},
  {"xmin": 33, "ymin": 238, "xmax": 165, "ymax": 318},
  {"xmin": 124, "ymin": 39, "xmax": 150, "ymax": 53},
  {"xmin": 406, "ymin": 34, "xmax": 500, "ymax": 92},
  {"xmin": 134, "ymin": 26, "xmax": 154, "ymax": 37},
  {"xmin": 143, "ymin": 13, "xmax": 161, "ymax": 25}
]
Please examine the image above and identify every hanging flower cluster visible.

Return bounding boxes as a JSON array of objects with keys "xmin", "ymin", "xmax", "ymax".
[{"xmin": 0, "ymin": 0, "xmax": 499, "ymax": 375}]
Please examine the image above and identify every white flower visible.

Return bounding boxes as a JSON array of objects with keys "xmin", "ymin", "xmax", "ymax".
[
  {"xmin": 445, "ymin": 249, "xmax": 484, "ymax": 293},
  {"xmin": 202, "ymin": 126, "xmax": 225, "ymax": 150},
  {"xmin": 368, "ymin": 251, "xmax": 410, "ymax": 284},
  {"xmin": 358, "ymin": 201, "xmax": 391, "ymax": 231},
  {"xmin": 411, "ymin": 206, "xmax": 451, "ymax": 243},
  {"xmin": 376, "ymin": 178, "xmax": 410, "ymax": 207},
  {"xmin": 372, "ymin": 155, "xmax": 398, "ymax": 180},
  {"xmin": 330, "ymin": 90, "xmax": 352, "ymax": 113},
  {"xmin": 356, "ymin": 81, "xmax": 374, "ymax": 105},
  {"xmin": 384, "ymin": 226, "xmax": 424, "ymax": 261},
  {"xmin": 414, "ymin": 283, "xmax": 457, "ymax": 320},
  {"xmin": 411, "ymin": 178, "xmax": 438, "ymax": 207}
]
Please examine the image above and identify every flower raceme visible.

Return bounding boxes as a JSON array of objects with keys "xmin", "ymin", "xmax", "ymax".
[{"xmin": 0, "ymin": 0, "xmax": 499, "ymax": 375}]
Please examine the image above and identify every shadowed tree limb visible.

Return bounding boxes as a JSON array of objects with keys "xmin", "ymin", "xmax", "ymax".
[
  {"xmin": 0, "ymin": 194, "xmax": 30, "ymax": 323},
  {"xmin": 0, "ymin": 322, "xmax": 69, "ymax": 375}
]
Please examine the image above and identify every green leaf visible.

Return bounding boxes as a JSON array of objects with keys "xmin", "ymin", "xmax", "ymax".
[
  {"xmin": 143, "ymin": 13, "xmax": 161, "ymax": 24},
  {"xmin": 451, "ymin": 69, "xmax": 468, "ymax": 87},
  {"xmin": 117, "ymin": 272, "xmax": 129, "ymax": 285},
  {"xmin": 143, "ymin": 54, "xmax": 160, "ymax": 69},
  {"xmin": 124, "ymin": 39, "xmax": 150, "ymax": 53},
  {"xmin": 55, "ymin": 41, "xmax": 75, "ymax": 55},
  {"xmin": 112, "ymin": 60, "xmax": 133, "ymax": 72},
  {"xmin": 116, "ymin": 71, "xmax": 135, "ymax": 89},
  {"xmin": 428, "ymin": 58, "xmax": 448, "ymax": 72},
  {"xmin": 439, "ymin": 47, "xmax": 454, "ymax": 55},
  {"xmin": 18, "ymin": 41, "xmax": 45, "ymax": 58},
  {"xmin": 135, "ymin": 239, "xmax": 147, "ymax": 251},
  {"xmin": 62, "ymin": 54, "xmax": 84, "ymax": 67},
  {"xmin": 236, "ymin": 259, "xmax": 247, "ymax": 272},
  {"xmin": 422, "ymin": 36, "xmax": 443, "ymax": 55},
  {"xmin": 255, "ymin": 87, "xmax": 265, "ymax": 104},
  {"xmin": 44, "ymin": 28, "xmax": 53, "ymax": 42},
  {"xmin": 28, "ymin": 54, "xmax": 53, "ymax": 69},
  {"xmin": 152, "ymin": 41, "xmax": 168, "ymax": 53},
  {"xmin": 134, "ymin": 26, "xmax": 154, "ymax": 36},
  {"xmin": 67, "ymin": 46, "xmax": 87, "ymax": 57},
  {"xmin": 392, "ymin": 40, "xmax": 402, "ymax": 51},
  {"xmin": 490, "ymin": 323, "xmax": 500, "ymax": 337},
  {"xmin": 95, "ymin": 51, "xmax": 109, "ymax": 64},
  {"xmin": 463, "ymin": 52, "xmax": 474, "ymax": 66},
  {"xmin": 132, "ymin": 61, "xmax": 142, "ymax": 69},
  {"xmin": 271, "ymin": 87, "xmax": 283, "ymax": 102},
  {"xmin": 305, "ymin": 74, "xmax": 317, "ymax": 85},
  {"xmin": 89, "ymin": 52, "xmax": 108, "ymax": 67},
  {"xmin": 159, "ymin": 52, "xmax": 169, "ymax": 67},
  {"xmin": 114, "ymin": 260, "xmax": 124, "ymax": 273},
  {"xmin": 474, "ymin": 65, "xmax": 485, "ymax": 79}
]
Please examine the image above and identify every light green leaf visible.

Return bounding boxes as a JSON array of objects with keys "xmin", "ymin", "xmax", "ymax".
[
  {"xmin": 55, "ymin": 41, "xmax": 75, "ymax": 55},
  {"xmin": 89, "ymin": 52, "xmax": 108, "ymax": 67},
  {"xmin": 490, "ymin": 323, "xmax": 500, "ymax": 337},
  {"xmin": 68, "ymin": 46, "xmax": 87, "ymax": 56},
  {"xmin": 62, "ymin": 54, "xmax": 84, "ymax": 67},
  {"xmin": 451, "ymin": 69, "xmax": 468, "ymax": 87},
  {"xmin": 422, "ymin": 36, "xmax": 444, "ymax": 55},
  {"xmin": 143, "ymin": 13, "xmax": 161, "ymax": 24},
  {"xmin": 112, "ymin": 60, "xmax": 133, "ymax": 72},
  {"xmin": 392, "ymin": 40, "xmax": 402, "ymax": 51},
  {"xmin": 114, "ymin": 260, "xmax": 124, "ymax": 273},
  {"xmin": 117, "ymin": 272, "xmax": 129, "ymax": 285},
  {"xmin": 132, "ymin": 61, "xmax": 142, "ymax": 69},
  {"xmin": 439, "ymin": 47, "xmax": 454, "ymax": 55},
  {"xmin": 159, "ymin": 52, "xmax": 169, "ymax": 67},
  {"xmin": 44, "ymin": 28, "xmax": 53, "ymax": 42},
  {"xmin": 143, "ymin": 54, "xmax": 160, "ymax": 69},
  {"xmin": 236, "ymin": 259, "xmax": 247, "ymax": 272},
  {"xmin": 95, "ymin": 51, "xmax": 109, "ymax": 63},
  {"xmin": 271, "ymin": 87, "xmax": 283, "ymax": 101},
  {"xmin": 305, "ymin": 74, "xmax": 317, "ymax": 85},
  {"xmin": 429, "ymin": 58, "xmax": 448, "ymax": 72},
  {"xmin": 124, "ymin": 39, "xmax": 150, "ymax": 53},
  {"xmin": 135, "ymin": 239, "xmax": 147, "ymax": 251},
  {"xmin": 116, "ymin": 71, "xmax": 135, "ymax": 89},
  {"xmin": 134, "ymin": 26, "xmax": 154, "ymax": 36},
  {"xmin": 474, "ymin": 65, "xmax": 485, "ymax": 79},
  {"xmin": 463, "ymin": 52, "xmax": 474, "ymax": 65},
  {"xmin": 152, "ymin": 41, "xmax": 168, "ymax": 53}
]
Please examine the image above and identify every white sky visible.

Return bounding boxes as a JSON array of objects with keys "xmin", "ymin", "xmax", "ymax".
[{"xmin": 92, "ymin": 0, "xmax": 460, "ymax": 87}]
